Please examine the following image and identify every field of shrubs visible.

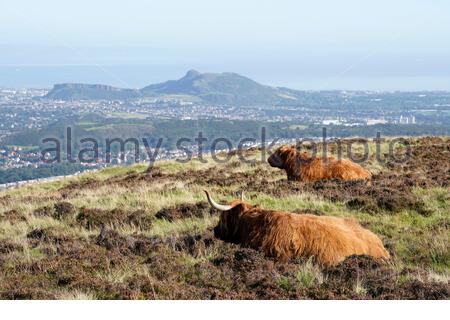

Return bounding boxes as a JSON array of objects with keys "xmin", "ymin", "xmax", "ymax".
[{"xmin": 0, "ymin": 137, "xmax": 448, "ymax": 299}]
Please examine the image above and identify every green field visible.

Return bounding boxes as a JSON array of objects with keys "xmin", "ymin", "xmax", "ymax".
[{"xmin": 106, "ymin": 112, "xmax": 149, "ymax": 120}]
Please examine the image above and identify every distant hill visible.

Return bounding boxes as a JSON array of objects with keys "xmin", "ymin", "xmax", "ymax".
[
  {"xmin": 45, "ymin": 70, "xmax": 300, "ymax": 105},
  {"xmin": 45, "ymin": 83, "xmax": 140, "ymax": 100},
  {"xmin": 140, "ymin": 70, "xmax": 299, "ymax": 105}
]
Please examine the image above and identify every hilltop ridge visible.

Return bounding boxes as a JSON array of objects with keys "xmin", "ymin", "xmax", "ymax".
[
  {"xmin": 45, "ymin": 70, "xmax": 300, "ymax": 105},
  {"xmin": 45, "ymin": 83, "xmax": 140, "ymax": 100}
]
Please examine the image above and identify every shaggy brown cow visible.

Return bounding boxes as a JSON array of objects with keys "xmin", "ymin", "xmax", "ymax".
[
  {"xmin": 205, "ymin": 190, "xmax": 389, "ymax": 266},
  {"xmin": 268, "ymin": 145, "xmax": 372, "ymax": 182}
]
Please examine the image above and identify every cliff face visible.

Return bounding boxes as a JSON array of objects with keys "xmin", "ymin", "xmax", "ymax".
[{"xmin": 45, "ymin": 83, "xmax": 141, "ymax": 100}]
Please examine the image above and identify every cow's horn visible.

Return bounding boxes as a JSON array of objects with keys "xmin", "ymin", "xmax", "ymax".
[
  {"xmin": 240, "ymin": 190, "xmax": 245, "ymax": 201},
  {"xmin": 204, "ymin": 190, "xmax": 232, "ymax": 211}
]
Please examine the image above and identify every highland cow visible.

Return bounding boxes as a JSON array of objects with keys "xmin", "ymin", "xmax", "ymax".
[
  {"xmin": 268, "ymin": 145, "xmax": 372, "ymax": 182},
  {"xmin": 205, "ymin": 190, "xmax": 389, "ymax": 266}
]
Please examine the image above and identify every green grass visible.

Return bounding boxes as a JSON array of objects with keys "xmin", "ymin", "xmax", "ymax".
[
  {"xmin": 148, "ymin": 216, "xmax": 217, "ymax": 238},
  {"xmin": 106, "ymin": 112, "xmax": 148, "ymax": 119},
  {"xmin": 296, "ymin": 259, "xmax": 324, "ymax": 288},
  {"xmin": 84, "ymin": 123, "xmax": 153, "ymax": 132}
]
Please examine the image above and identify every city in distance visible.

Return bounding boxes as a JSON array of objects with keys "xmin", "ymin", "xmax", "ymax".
[{"xmin": 1, "ymin": 70, "xmax": 449, "ymax": 185}]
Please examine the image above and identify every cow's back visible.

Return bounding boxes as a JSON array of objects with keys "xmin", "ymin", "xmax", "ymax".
[
  {"xmin": 288, "ymin": 213, "xmax": 389, "ymax": 265},
  {"xmin": 328, "ymin": 158, "xmax": 372, "ymax": 180},
  {"xmin": 293, "ymin": 156, "xmax": 371, "ymax": 182}
]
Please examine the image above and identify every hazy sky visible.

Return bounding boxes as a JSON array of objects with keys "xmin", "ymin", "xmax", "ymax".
[{"xmin": 1, "ymin": 0, "xmax": 449, "ymax": 89}]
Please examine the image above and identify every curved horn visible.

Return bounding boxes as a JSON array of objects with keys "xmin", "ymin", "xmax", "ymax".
[{"xmin": 204, "ymin": 190, "xmax": 232, "ymax": 211}]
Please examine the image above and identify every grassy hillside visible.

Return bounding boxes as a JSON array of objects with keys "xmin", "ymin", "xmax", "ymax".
[{"xmin": 0, "ymin": 137, "xmax": 448, "ymax": 299}]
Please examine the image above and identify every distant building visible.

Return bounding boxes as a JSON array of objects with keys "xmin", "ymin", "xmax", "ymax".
[
  {"xmin": 399, "ymin": 115, "xmax": 416, "ymax": 124},
  {"xmin": 322, "ymin": 119, "xmax": 341, "ymax": 125},
  {"xmin": 366, "ymin": 119, "xmax": 388, "ymax": 125}
]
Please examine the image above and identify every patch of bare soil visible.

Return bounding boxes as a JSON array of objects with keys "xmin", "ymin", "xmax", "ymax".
[
  {"xmin": 0, "ymin": 240, "xmax": 24, "ymax": 254},
  {"xmin": 95, "ymin": 228, "xmax": 153, "ymax": 256},
  {"xmin": 154, "ymin": 201, "xmax": 217, "ymax": 221},
  {"xmin": 76, "ymin": 207, "xmax": 153, "ymax": 229},
  {"xmin": 388, "ymin": 137, "xmax": 450, "ymax": 188},
  {"xmin": 166, "ymin": 233, "xmax": 216, "ymax": 257},
  {"xmin": 33, "ymin": 201, "xmax": 77, "ymax": 220},
  {"xmin": 26, "ymin": 227, "xmax": 70, "ymax": 247},
  {"xmin": 59, "ymin": 177, "xmax": 102, "ymax": 197},
  {"xmin": 53, "ymin": 202, "xmax": 76, "ymax": 219},
  {"xmin": 1, "ymin": 209, "xmax": 27, "ymax": 223},
  {"xmin": 33, "ymin": 205, "xmax": 54, "ymax": 217}
]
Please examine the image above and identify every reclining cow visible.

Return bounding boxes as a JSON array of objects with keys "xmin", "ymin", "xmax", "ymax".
[
  {"xmin": 205, "ymin": 190, "xmax": 389, "ymax": 266},
  {"xmin": 268, "ymin": 145, "xmax": 372, "ymax": 182}
]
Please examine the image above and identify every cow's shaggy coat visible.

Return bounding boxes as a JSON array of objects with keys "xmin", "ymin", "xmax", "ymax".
[
  {"xmin": 268, "ymin": 145, "xmax": 372, "ymax": 182},
  {"xmin": 209, "ymin": 193, "xmax": 389, "ymax": 266}
]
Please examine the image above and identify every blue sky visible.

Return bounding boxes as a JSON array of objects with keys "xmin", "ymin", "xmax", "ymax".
[{"xmin": 0, "ymin": 0, "xmax": 449, "ymax": 89}]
